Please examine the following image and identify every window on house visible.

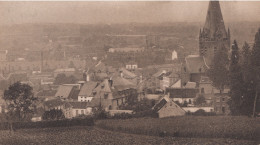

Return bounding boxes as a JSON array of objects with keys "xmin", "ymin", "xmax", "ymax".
[
  {"xmin": 81, "ymin": 110, "xmax": 84, "ymax": 114},
  {"xmin": 93, "ymin": 91, "xmax": 97, "ymax": 96},
  {"xmin": 101, "ymin": 84, "xmax": 105, "ymax": 89},
  {"xmin": 222, "ymin": 98, "xmax": 225, "ymax": 102},
  {"xmin": 117, "ymin": 100, "xmax": 119, "ymax": 106},
  {"xmin": 109, "ymin": 105, "xmax": 112, "ymax": 110},
  {"xmin": 222, "ymin": 107, "xmax": 225, "ymax": 113},
  {"xmin": 76, "ymin": 110, "xmax": 78, "ymax": 116},
  {"xmin": 104, "ymin": 93, "xmax": 109, "ymax": 99},
  {"xmin": 201, "ymin": 88, "xmax": 205, "ymax": 94}
]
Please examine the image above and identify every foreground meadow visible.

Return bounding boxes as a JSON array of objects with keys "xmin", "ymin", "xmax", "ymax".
[
  {"xmin": 96, "ymin": 116, "xmax": 260, "ymax": 141},
  {"xmin": 0, "ymin": 126, "xmax": 257, "ymax": 145}
]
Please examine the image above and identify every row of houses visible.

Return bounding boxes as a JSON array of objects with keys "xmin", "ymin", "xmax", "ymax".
[
  {"xmin": 40, "ymin": 64, "xmax": 140, "ymax": 119},
  {"xmin": 141, "ymin": 54, "xmax": 231, "ymax": 117}
]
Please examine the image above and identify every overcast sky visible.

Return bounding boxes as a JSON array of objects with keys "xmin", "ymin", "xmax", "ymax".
[{"xmin": 0, "ymin": 1, "xmax": 259, "ymax": 25}]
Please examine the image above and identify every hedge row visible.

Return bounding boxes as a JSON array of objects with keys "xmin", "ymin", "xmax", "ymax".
[
  {"xmin": 186, "ymin": 109, "xmax": 217, "ymax": 116},
  {"xmin": 0, "ymin": 117, "xmax": 94, "ymax": 130},
  {"xmin": 111, "ymin": 110, "xmax": 158, "ymax": 120}
]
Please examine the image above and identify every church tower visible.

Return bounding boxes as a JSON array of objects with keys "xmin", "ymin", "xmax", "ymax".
[{"xmin": 199, "ymin": 1, "xmax": 230, "ymax": 66}]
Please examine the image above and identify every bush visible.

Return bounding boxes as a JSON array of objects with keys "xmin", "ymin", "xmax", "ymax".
[
  {"xmin": 93, "ymin": 108, "xmax": 110, "ymax": 120},
  {"xmin": 186, "ymin": 109, "xmax": 216, "ymax": 116},
  {"xmin": 111, "ymin": 113, "xmax": 133, "ymax": 119},
  {"xmin": 42, "ymin": 109, "xmax": 65, "ymax": 120},
  {"xmin": 0, "ymin": 117, "xmax": 94, "ymax": 130}
]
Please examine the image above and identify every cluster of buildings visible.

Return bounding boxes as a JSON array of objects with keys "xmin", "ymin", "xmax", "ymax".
[{"xmin": 0, "ymin": 1, "xmax": 233, "ymax": 120}]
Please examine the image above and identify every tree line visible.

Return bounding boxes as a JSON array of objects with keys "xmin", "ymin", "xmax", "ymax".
[{"xmin": 208, "ymin": 28, "xmax": 260, "ymax": 116}]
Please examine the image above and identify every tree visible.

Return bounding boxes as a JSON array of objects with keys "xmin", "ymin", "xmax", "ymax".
[
  {"xmin": 250, "ymin": 28, "xmax": 260, "ymax": 117},
  {"xmin": 228, "ymin": 40, "xmax": 244, "ymax": 115},
  {"xmin": 3, "ymin": 82, "xmax": 37, "ymax": 132},
  {"xmin": 42, "ymin": 109, "xmax": 65, "ymax": 120},
  {"xmin": 194, "ymin": 94, "xmax": 206, "ymax": 106},
  {"xmin": 207, "ymin": 45, "xmax": 229, "ymax": 92}
]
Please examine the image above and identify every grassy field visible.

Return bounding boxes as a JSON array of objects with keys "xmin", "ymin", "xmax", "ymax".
[
  {"xmin": 96, "ymin": 116, "xmax": 260, "ymax": 141},
  {"xmin": 0, "ymin": 126, "xmax": 257, "ymax": 145}
]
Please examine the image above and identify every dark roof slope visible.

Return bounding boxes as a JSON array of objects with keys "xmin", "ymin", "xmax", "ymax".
[
  {"xmin": 69, "ymin": 89, "xmax": 80, "ymax": 100},
  {"xmin": 55, "ymin": 85, "xmax": 75, "ymax": 98},
  {"xmin": 153, "ymin": 98, "xmax": 167, "ymax": 112},
  {"xmin": 78, "ymin": 81, "xmax": 97, "ymax": 97},
  {"xmin": 43, "ymin": 98, "xmax": 64, "ymax": 108},
  {"xmin": 166, "ymin": 88, "xmax": 199, "ymax": 98},
  {"xmin": 203, "ymin": 1, "xmax": 227, "ymax": 39},
  {"xmin": 185, "ymin": 55, "xmax": 208, "ymax": 73}
]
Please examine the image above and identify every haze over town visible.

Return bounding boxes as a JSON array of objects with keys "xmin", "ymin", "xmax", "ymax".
[
  {"xmin": 0, "ymin": 1, "xmax": 259, "ymax": 145},
  {"xmin": 0, "ymin": 1, "xmax": 260, "ymax": 25}
]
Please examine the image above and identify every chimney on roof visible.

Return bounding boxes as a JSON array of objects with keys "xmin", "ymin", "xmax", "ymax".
[
  {"xmin": 86, "ymin": 74, "xmax": 90, "ymax": 82},
  {"xmin": 120, "ymin": 72, "xmax": 123, "ymax": 78},
  {"xmin": 108, "ymin": 79, "xmax": 113, "ymax": 87}
]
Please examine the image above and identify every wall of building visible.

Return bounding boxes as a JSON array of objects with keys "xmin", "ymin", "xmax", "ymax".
[
  {"xmin": 182, "ymin": 107, "xmax": 214, "ymax": 113},
  {"xmin": 214, "ymin": 94, "xmax": 230, "ymax": 115},
  {"xmin": 173, "ymin": 98, "xmax": 194, "ymax": 104},
  {"xmin": 199, "ymin": 83, "xmax": 213, "ymax": 94},
  {"xmin": 158, "ymin": 102, "xmax": 185, "ymax": 118},
  {"xmin": 78, "ymin": 96, "xmax": 93, "ymax": 102}
]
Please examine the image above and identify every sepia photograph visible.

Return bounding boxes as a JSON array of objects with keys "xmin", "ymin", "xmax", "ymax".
[{"xmin": 0, "ymin": 0, "xmax": 259, "ymax": 144}]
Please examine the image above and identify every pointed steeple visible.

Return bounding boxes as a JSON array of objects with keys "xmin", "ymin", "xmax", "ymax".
[
  {"xmin": 199, "ymin": 0, "xmax": 231, "ymax": 66},
  {"xmin": 203, "ymin": 1, "xmax": 227, "ymax": 39}
]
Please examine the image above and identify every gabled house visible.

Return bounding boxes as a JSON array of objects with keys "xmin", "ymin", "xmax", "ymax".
[
  {"xmin": 55, "ymin": 85, "xmax": 79, "ymax": 101},
  {"xmin": 90, "ymin": 76, "xmax": 137, "ymax": 110},
  {"xmin": 166, "ymin": 88, "xmax": 199, "ymax": 105},
  {"xmin": 63, "ymin": 102, "xmax": 94, "ymax": 119},
  {"xmin": 78, "ymin": 81, "xmax": 98, "ymax": 102},
  {"xmin": 160, "ymin": 72, "xmax": 180, "ymax": 91},
  {"xmin": 43, "ymin": 98, "xmax": 64, "ymax": 111},
  {"xmin": 36, "ymin": 89, "xmax": 57, "ymax": 101},
  {"xmin": 153, "ymin": 95, "xmax": 186, "ymax": 118},
  {"xmin": 213, "ymin": 88, "xmax": 230, "ymax": 115},
  {"xmin": 151, "ymin": 70, "xmax": 167, "ymax": 89},
  {"xmin": 181, "ymin": 55, "xmax": 209, "ymax": 85}
]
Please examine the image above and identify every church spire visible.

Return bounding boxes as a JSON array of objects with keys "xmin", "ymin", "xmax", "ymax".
[
  {"xmin": 199, "ymin": 0, "xmax": 231, "ymax": 66},
  {"xmin": 203, "ymin": 1, "xmax": 228, "ymax": 39}
]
